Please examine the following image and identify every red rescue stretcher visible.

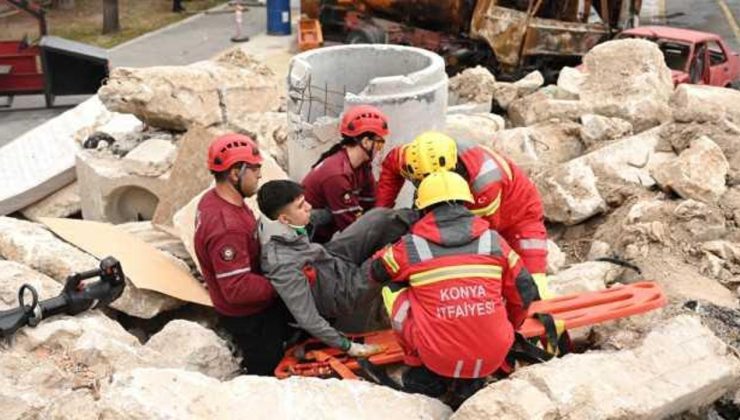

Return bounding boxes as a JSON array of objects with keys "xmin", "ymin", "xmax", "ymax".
[{"xmin": 275, "ymin": 281, "xmax": 667, "ymax": 379}]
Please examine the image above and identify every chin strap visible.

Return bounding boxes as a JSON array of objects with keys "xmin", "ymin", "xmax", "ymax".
[{"xmin": 231, "ymin": 164, "xmax": 248, "ymax": 198}]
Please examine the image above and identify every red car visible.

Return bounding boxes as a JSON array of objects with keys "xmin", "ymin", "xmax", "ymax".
[{"xmin": 619, "ymin": 26, "xmax": 740, "ymax": 88}]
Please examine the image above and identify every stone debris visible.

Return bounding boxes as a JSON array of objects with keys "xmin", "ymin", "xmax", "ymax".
[
  {"xmin": 454, "ymin": 316, "xmax": 740, "ymax": 420},
  {"xmin": 492, "ymin": 122, "xmax": 584, "ymax": 172},
  {"xmin": 651, "ymin": 136, "xmax": 729, "ymax": 203},
  {"xmin": 535, "ymin": 160, "xmax": 607, "ymax": 225},
  {"xmin": 546, "ymin": 239, "xmax": 566, "ymax": 275},
  {"xmin": 0, "ymin": 260, "xmax": 62, "ymax": 311},
  {"xmin": 555, "ymin": 66, "xmax": 584, "ymax": 99},
  {"xmin": 121, "ymin": 139, "xmax": 177, "ymax": 177},
  {"xmin": 671, "ymin": 83, "xmax": 740, "ymax": 123},
  {"xmin": 507, "ymin": 91, "xmax": 591, "ymax": 127},
  {"xmin": 580, "ymin": 39, "xmax": 674, "ymax": 132},
  {"xmin": 579, "ymin": 114, "xmax": 633, "ymax": 147},
  {"xmin": 19, "ymin": 181, "xmax": 81, "ymax": 222},
  {"xmin": 549, "ymin": 261, "xmax": 624, "ymax": 296},
  {"xmin": 448, "ymin": 66, "xmax": 496, "ymax": 105},
  {"xmin": 228, "ymin": 111, "xmax": 289, "ymax": 171},
  {"xmin": 444, "ymin": 113, "xmax": 505, "ymax": 146},
  {"xmin": 0, "ymin": 217, "xmax": 182, "ymax": 318}
]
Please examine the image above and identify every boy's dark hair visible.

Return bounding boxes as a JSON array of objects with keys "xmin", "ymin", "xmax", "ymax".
[{"xmin": 257, "ymin": 180, "xmax": 304, "ymax": 220}]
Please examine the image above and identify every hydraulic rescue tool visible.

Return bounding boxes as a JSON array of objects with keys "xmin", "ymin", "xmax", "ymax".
[{"xmin": 0, "ymin": 256, "xmax": 125, "ymax": 339}]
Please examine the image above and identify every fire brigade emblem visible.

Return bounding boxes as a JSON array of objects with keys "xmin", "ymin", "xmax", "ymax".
[{"xmin": 220, "ymin": 247, "xmax": 236, "ymax": 261}]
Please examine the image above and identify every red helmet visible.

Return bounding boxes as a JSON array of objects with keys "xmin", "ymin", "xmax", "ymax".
[
  {"xmin": 207, "ymin": 133, "xmax": 262, "ymax": 172},
  {"xmin": 340, "ymin": 105, "xmax": 389, "ymax": 138}
]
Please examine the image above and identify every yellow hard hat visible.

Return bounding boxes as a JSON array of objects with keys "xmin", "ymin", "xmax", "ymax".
[
  {"xmin": 415, "ymin": 171, "xmax": 474, "ymax": 210},
  {"xmin": 402, "ymin": 131, "xmax": 458, "ymax": 181}
]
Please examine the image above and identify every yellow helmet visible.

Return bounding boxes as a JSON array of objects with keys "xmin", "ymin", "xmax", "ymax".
[
  {"xmin": 402, "ymin": 132, "xmax": 458, "ymax": 181},
  {"xmin": 415, "ymin": 171, "xmax": 474, "ymax": 210}
]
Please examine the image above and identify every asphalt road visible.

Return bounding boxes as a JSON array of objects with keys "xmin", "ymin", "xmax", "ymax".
[
  {"xmin": 0, "ymin": 3, "xmax": 270, "ymax": 147},
  {"xmin": 660, "ymin": 0, "xmax": 740, "ymax": 51}
]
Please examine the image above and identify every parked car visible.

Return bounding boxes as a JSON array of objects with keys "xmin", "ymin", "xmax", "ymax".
[{"xmin": 618, "ymin": 26, "xmax": 740, "ymax": 88}]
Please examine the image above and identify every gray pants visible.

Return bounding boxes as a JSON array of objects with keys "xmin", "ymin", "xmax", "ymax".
[{"xmin": 324, "ymin": 208, "xmax": 418, "ymax": 332}]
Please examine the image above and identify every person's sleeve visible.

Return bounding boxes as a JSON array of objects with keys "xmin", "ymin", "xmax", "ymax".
[
  {"xmin": 369, "ymin": 241, "xmax": 408, "ymax": 285},
  {"xmin": 376, "ymin": 147, "xmax": 406, "ymax": 208},
  {"xmin": 498, "ymin": 234, "xmax": 538, "ymax": 328},
  {"xmin": 267, "ymin": 261, "xmax": 349, "ymax": 350},
  {"xmin": 208, "ymin": 233, "xmax": 276, "ymax": 306},
  {"xmin": 322, "ymin": 174, "xmax": 364, "ymax": 231}
]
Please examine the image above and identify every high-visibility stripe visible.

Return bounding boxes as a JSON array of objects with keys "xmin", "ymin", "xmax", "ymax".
[
  {"xmin": 472, "ymin": 158, "xmax": 502, "ymax": 194},
  {"xmin": 473, "ymin": 358, "xmax": 483, "ymax": 378},
  {"xmin": 412, "ymin": 234, "xmax": 433, "ymax": 261},
  {"xmin": 477, "ymin": 230, "xmax": 492, "ymax": 255},
  {"xmin": 332, "ymin": 206, "xmax": 363, "ymax": 215},
  {"xmin": 482, "ymin": 146, "xmax": 513, "ymax": 181},
  {"xmin": 410, "ymin": 264, "xmax": 502, "ymax": 287},
  {"xmin": 382, "ymin": 247, "xmax": 400, "ymax": 273},
  {"xmin": 519, "ymin": 238, "xmax": 548, "ymax": 250},
  {"xmin": 392, "ymin": 299, "xmax": 411, "ymax": 332},
  {"xmin": 215, "ymin": 267, "xmax": 251, "ymax": 279},
  {"xmin": 470, "ymin": 191, "xmax": 502, "ymax": 218},
  {"xmin": 453, "ymin": 360, "xmax": 464, "ymax": 378},
  {"xmin": 508, "ymin": 251, "xmax": 520, "ymax": 268}
]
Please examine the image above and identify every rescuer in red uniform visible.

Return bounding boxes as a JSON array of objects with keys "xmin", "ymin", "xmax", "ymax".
[
  {"xmin": 194, "ymin": 133, "xmax": 290, "ymax": 376},
  {"xmin": 376, "ymin": 131, "xmax": 551, "ymax": 298},
  {"xmin": 368, "ymin": 171, "xmax": 537, "ymax": 402},
  {"xmin": 301, "ymin": 105, "xmax": 389, "ymax": 243}
]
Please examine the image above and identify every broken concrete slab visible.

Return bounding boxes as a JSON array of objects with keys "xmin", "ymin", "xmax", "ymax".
[
  {"xmin": 122, "ymin": 139, "xmax": 177, "ymax": 177},
  {"xmin": 454, "ymin": 315, "xmax": 740, "ymax": 420},
  {"xmin": 546, "ymin": 240, "xmax": 566, "ymax": 275},
  {"xmin": 98, "ymin": 55, "xmax": 280, "ymax": 131},
  {"xmin": 448, "ymin": 65, "xmax": 495, "ymax": 106},
  {"xmin": 98, "ymin": 368, "xmax": 453, "ymax": 419},
  {"xmin": 671, "ymin": 84, "xmax": 740, "ymax": 124},
  {"xmin": 492, "ymin": 122, "xmax": 584, "ymax": 172},
  {"xmin": 150, "ymin": 125, "xmax": 223, "ymax": 230},
  {"xmin": 228, "ymin": 112, "xmax": 289, "ymax": 172},
  {"xmin": 580, "ymin": 39, "xmax": 674, "ymax": 132},
  {"xmin": 556, "ymin": 66, "xmax": 584, "ymax": 100},
  {"xmin": 507, "ymin": 91, "xmax": 591, "ymax": 127},
  {"xmin": 76, "ymin": 149, "xmax": 170, "ymax": 224},
  {"xmin": 144, "ymin": 320, "xmax": 239, "ymax": 380},
  {"xmin": 0, "ymin": 260, "xmax": 61, "ymax": 311},
  {"xmin": 491, "ymin": 82, "xmax": 518, "ymax": 110},
  {"xmin": 535, "ymin": 160, "xmax": 607, "ymax": 225},
  {"xmin": 443, "ymin": 113, "xmax": 505, "ymax": 146},
  {"xmin": 512, "ymin": 70, "xmax": 544, "ymax": 97},
  {"xmin": 652, "ymin": 136, "xmax": 729, "ymax": 203},
  {"xmin": 0, "ymin": 216, "xmax": 182, "ymax": 318},
  {"xmin": 19, "ymin": 181, "xmax": 81, "ymax": 222},
  {"xmin": 0, "ymin": 96, "xmax": 141, "ymax": 216},
  {"xmin": 579, "ymin": 114, "xmax": 633, "ymax": 147},
  {"xmin": 549, "ymin": 261, "xmax": 624, "ymax": 296}
]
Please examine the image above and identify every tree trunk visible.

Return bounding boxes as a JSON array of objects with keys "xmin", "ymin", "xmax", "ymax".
[
  {"xmin": 53, "ymin": 0, "xmax": 76, "ymax": 10},
  {"xmin": 102, "ymin": 0, "xmax": 120, "ymax": 34}
]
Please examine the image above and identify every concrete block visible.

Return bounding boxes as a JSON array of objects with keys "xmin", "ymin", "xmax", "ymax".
[
  {"xmin": 671, "ymin": 84, "xmax": 740, "ymax": 123},
  {"xmin": 0, "ymin": 96, "xmax": 141, "ymax": 216},
  {"xmin": 454, "ymin": 315, "xmax": 740, "ymax": 420},
  {"xmin": 122, "ymin": 139, "xmax": 177, "ymax": 177},
  {"xmin": 287, "ymin": 45, "xmax": 448, "ymax": 183},
  {"xmin": 20, "ymin": 181, "xmax": 81, "ymax": 222},
  {"xmin": 549, "ymin": 261, "xmax": 624, "ymax": 296},
  {"xmin": 535, "ymin": 159, "xmax": 607, "ymax": 225},
  {"xmin": 0, "ymin": 260, "xmax": 61, "ymax": 311},
  {"xmin": 444, "ymin": 113, "xmax": 505, "ymax": 146},
  {"xmin": 77, "ymin": 150, "xmax": 170, "ymax": 224},
  {"xmin": 492, "ymin": 122, "xmax": 584, "ymax": 173},
  {"xmin": 151, "ymin": 125, "xmax": 223, "ymax": 230},
  {"xmin": 448, "ymin": 65, "xmax": 496, "ymax": 105},
  {"xmin": 556, "ymin": 66, "xmax": 584, "ymax": 100}
]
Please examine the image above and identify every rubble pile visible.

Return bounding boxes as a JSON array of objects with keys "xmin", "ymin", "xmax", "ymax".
[{"xmin": 1, "ymin": 38, "xmax": 739, "ymax": 419}]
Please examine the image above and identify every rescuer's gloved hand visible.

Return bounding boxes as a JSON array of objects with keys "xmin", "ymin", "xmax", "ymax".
[{"xmin": 347, "ymin": 342, "xmax": 385, "ymax": 358}]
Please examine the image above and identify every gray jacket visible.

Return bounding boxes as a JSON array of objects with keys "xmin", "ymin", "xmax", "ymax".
[{"xmin": 259, "ymin": 219, "xmax": 375, "ymax": 349}]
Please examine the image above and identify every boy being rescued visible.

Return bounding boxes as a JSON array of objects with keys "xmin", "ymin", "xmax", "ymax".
[{"xmin": 257, "ymin": 180, "xmax": 417, "ymax": 358}]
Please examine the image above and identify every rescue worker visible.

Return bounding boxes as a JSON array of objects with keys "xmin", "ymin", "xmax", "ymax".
[
  {"xmin": 376, "ymin": 131, "xmax": 551, "ymax": 298},
  {"xmin": 194, "ymin": 133, "xmax": 291, "ymax": 376},
  {"xmin": 368, "ymin": 171, "xmax": 538, "ymax": 401},
  {"xmin": 302, "ymin": 105, "xmax": 389, "ymax": 243}
]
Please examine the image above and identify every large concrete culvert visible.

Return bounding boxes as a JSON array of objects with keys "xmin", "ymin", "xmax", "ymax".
[{"xmin": 287, "ymin": 45, "xmax": 449, "ymax": 201}]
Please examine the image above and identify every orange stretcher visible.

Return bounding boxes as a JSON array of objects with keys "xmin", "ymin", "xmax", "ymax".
[{"xmin": 275, "ymin": 281, "xmax": 666, "ymax": 379}]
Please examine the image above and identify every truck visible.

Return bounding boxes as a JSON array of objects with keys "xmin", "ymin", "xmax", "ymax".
[
  {"xmin": 301, "ymin": 0, "xmax": 643, "ymax": 80},
  {"xmin": 618, "ymin": 26, "xmax": 740, "ymax": 88}
]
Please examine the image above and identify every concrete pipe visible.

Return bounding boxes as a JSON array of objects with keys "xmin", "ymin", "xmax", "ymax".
[{"xmin": 287, "ymin": 44, "xmax": 448, "ymax": 207}]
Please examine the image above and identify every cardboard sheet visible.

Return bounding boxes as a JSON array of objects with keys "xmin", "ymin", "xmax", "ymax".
[{"xmin": 41, "ymin": 217, "xmax": 212, "ymax": 307}]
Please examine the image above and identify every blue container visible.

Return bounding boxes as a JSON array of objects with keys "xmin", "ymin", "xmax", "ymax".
[{"xmin": 267, "ymin": 0, "xmax": 291, "ymax": 36}]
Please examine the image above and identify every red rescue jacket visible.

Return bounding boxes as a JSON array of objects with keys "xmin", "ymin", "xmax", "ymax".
[
  {"xmin": 371, "ymin": 205, "xmax": 537, "ymax": 378},
  {"xmin": 377, "ymin": 140, "xmax": 544, "ymax": 237}
]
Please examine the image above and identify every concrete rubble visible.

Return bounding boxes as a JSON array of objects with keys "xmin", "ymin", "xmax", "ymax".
[
  {"xmin": 453, "ymin": 316, "xmax": 740, "ymax": 420},
  {"xmin": 2, "ymin": 34, "xmax": 740, "ymax": 420}
]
